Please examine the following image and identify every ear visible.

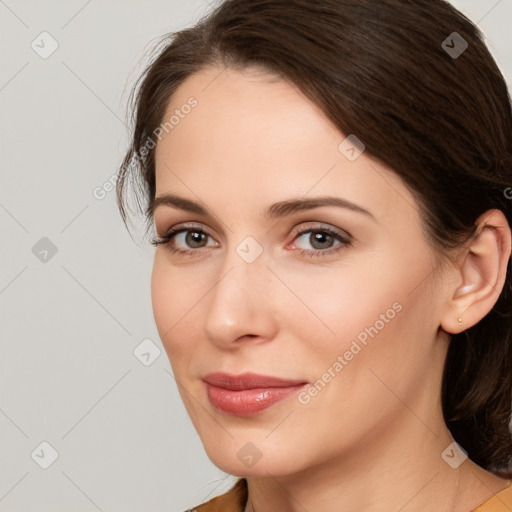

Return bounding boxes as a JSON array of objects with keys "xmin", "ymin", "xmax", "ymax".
[{"xmin": 440, "ymin": 209, "xmax": 511, "ymax": 334}]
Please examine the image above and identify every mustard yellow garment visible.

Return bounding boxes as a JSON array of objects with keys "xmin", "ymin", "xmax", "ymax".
[{"xmin": 189, "ymin": 478, "xmax": 512, "ymax": 512}]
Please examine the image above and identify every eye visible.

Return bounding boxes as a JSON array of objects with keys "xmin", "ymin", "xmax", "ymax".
[
  {"xmin": 151, "ymin": 223, "xmax": 352, "ymax": 258},
  {"xmin": 151, "ymin": 224, "xmax": 217, "ymax": 255},
  {"xmin": 290, "ymin": 225, "xmax": 352, "ymax": 257}
]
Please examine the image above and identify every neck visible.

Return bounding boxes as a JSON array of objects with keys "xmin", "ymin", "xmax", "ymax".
[{"xmin": 243, "ymin": 407, "xmax": 508, "ymax": 512}]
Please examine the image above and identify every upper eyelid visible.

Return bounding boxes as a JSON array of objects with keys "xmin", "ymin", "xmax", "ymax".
[
  {"xmin": 291, "ymin": 224, "xmax": 351, "ymax": 241},
  {"xmin": 159, "ymin": 221, "xmax": 351, "ymax": 244}
]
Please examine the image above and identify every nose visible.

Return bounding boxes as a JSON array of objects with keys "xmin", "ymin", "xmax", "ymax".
[{"xmin": 202, "ymin": 243, "xmax": 278, "ymax": 349}]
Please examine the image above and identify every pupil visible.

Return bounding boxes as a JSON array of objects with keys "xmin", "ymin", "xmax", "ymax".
[
  {"xmin": 312, "ymin": 231, "xmax": 332, "ymax": 249},
  {"xmin": 187, "ymin": 231, "xmax": 205, "ymax": 248}
]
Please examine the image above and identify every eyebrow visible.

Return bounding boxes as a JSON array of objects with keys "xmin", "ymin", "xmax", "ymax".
[{"xmin": 149, "ymin": 193, "xmax": 377, "ymax": 221}]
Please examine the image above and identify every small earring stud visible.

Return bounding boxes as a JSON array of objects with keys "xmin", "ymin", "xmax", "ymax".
[{"xmin": 458, "ymin": 317, "xmax": 462, "ymax": 325}]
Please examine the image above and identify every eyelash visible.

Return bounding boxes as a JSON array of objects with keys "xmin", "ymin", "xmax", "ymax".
[{"xmin": 151, "ymin": 223, "xmax": 352, "ymax": 258}]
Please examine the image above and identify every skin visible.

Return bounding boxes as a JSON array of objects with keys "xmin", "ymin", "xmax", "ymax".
[{"xmin": 151, "ymin": 65, "xmax": 511, "ymax": 512}]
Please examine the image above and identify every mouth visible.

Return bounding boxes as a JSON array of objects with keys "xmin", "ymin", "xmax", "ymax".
[{"xmin": 202, "ymin": 372, "xmax": 309, "ymax": 416}]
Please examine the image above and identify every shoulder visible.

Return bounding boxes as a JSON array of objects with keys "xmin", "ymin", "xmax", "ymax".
[
  {"xmin": 472, "ymin": 480, "xmax": 512, "ymax": 512},
  {"xmin": 184, "ymin": 478, "xmax": 248, "ymax": 512}
]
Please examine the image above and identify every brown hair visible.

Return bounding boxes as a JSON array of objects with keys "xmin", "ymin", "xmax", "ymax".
[{"xmin": 116, "ymin": 0, "xmax": 512, "ymax": 476}]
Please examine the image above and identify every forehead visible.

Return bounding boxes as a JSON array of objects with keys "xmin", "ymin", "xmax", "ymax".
[
  {"xmin": 153, "ymin": 65, "xmax": 420, "ymax": 228},
  {"xmin": 154, "ymin": 64, "xmax": 335, "ymax": 164}
]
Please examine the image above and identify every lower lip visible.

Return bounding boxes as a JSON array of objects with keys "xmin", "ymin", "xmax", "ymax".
[{"xmin": 205, "ymin": 383, "xmax": 308, "ymax": 416}]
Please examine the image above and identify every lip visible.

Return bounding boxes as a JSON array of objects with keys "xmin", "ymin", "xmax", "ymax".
[
  {"xmin": 203, "ymin": 372, "xmax": 308, "ymax": 390},
  {"xmin": 203, "ymin": 372, "xmax": 309, "ymax": 416}
]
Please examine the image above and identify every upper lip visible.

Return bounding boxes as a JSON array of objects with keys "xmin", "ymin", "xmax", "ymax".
[{"xmin": 203, "ymin": 372, "xmax": 308, "ymax": 390}]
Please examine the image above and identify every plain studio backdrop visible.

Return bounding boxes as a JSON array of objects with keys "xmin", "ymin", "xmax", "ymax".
[{"xmin": 0, "ymin": 1, "xmax": 511, "ymax": 511}]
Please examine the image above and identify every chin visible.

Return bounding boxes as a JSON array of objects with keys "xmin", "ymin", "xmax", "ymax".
[{"xmin": 200, "ymin": 436, "xmax": 308, "ymax": 478}]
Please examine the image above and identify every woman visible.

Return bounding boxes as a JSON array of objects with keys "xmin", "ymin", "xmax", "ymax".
[{"xmin": 116, "ymin": 0, "xmax": 512, "ymax": 510}]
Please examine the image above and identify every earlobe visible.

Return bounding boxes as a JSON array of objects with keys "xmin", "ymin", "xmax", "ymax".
[{"xmin": 440, "ymin": 209, "xmax": 511, "ymax": 335}]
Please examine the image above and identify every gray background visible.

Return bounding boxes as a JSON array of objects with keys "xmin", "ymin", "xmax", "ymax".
[{"xmin": 0, "ymin": 1, "xmax": 511, "ymax": 511}]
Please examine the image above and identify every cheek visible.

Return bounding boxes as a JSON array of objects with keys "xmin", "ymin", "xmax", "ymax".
[
  {"xmin": 278, "ymin": 247, "xmax": 434, "ymax": 376},
  {"xmin": 150, "ymin": 255, "xmax": 201, "ymax": 360},
  {"xmin": 274, "ymin": 259, "xmax": 404, "ymax": 349},
  {"xmin": 151, "ymin": 256, "xmax": 175, "ymax": 338}
]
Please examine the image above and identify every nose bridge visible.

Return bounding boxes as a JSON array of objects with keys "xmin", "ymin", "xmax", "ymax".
[
  {"xmin": 202, "ymin": 236, "xmax": 275, "ymax": 346},
  {"xmin": 215, "ymin": 232, "xmax": 269, "ymax": 299}
]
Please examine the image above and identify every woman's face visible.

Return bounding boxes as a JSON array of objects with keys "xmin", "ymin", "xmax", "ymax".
[{"xmin": 151, "ymin": 65, "xmax": 450, "ymax": 476}]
